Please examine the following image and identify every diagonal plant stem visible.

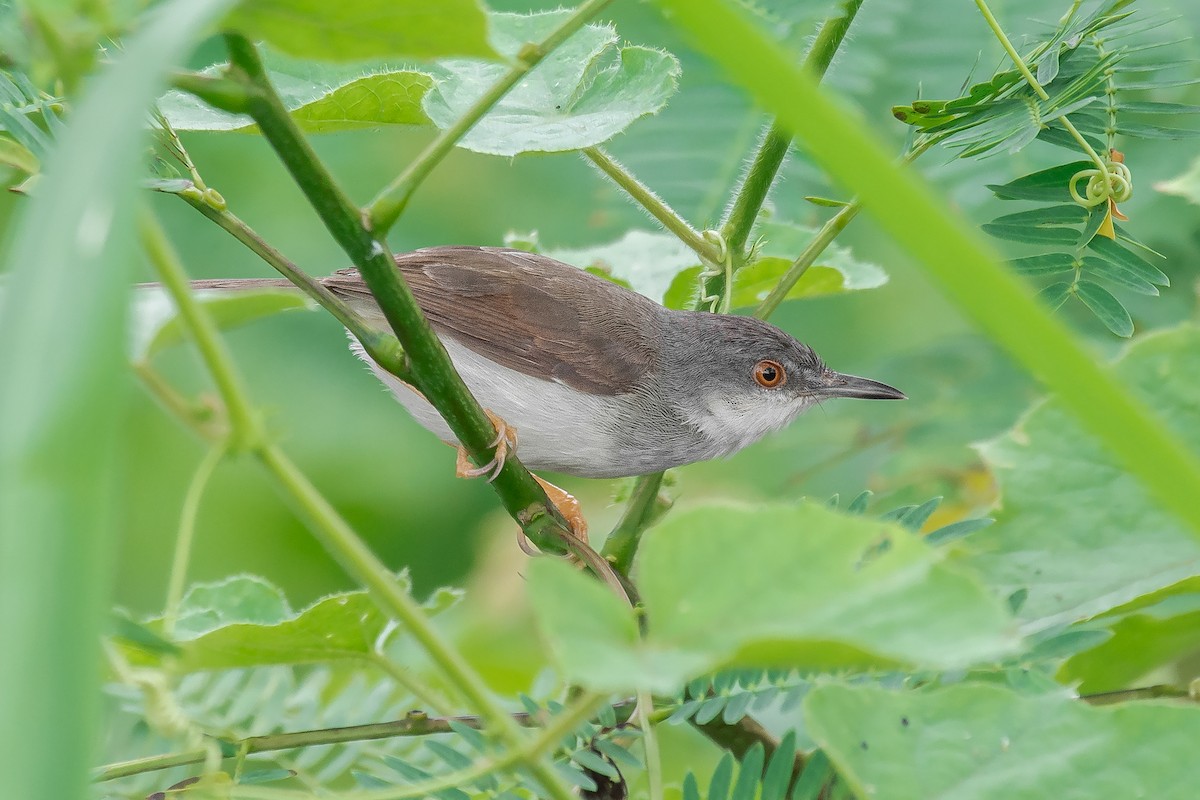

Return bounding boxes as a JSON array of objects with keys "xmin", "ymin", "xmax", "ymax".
[
  {"xmin": 367, "ymin": 0, "xmax": 615, "ymax": 234},
  {"xmin": 183, "ymin": 32, "xmax": 580, "ymax": 556},
  {"xmin": 720, "ymin": 0, "xmax": 866, "ymax": 261},
  {"xmin": 753, "ymin": 139, "xmax": 934, "ymax": 320},
  {"xmin": 174, "ymin": 189, "xmax": 410, "ymax": 381},
  {"xmin": 137, "ymin": 209, "xmax": 581, "ymax": 800},
  {"xmin": 584, "ymin": 146, "xmax": 722, "ymax": 263},
  {"xmin": 973, "ymin": 0, "xmax": 1110, "ymax": 179}
]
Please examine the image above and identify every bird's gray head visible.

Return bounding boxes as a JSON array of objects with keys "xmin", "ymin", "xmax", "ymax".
[{"xmin": 658, "ymin": 311, "xmax": 905, "ymax": 457}]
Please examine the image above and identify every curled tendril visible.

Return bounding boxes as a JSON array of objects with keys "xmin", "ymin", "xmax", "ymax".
[
  {"xmin": 1069, "ymin": 160, "xmax": 1133, "ymax": 208},
  {"xmin": 697, "ymin": 229, "xmax": 732, "ymax": 313}
]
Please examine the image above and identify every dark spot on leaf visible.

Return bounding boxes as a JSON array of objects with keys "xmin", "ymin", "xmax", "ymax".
[
  {"xmin": 860, "ymin": 740, "xmax": 869, "ymax": 750},
  {"xmin": 901, "ymin": 716, "xmax": 909, "ymax": 727}
]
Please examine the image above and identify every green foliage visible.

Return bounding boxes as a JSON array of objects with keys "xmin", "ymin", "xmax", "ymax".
[
  {"xmin": 222, "ymin": 0, "xmax": 497, "ymax": 62},
  {"xmin": 805, "ymin": 683, "xmax": 1200, "ymax": 800},
  {"xmin": 966, "ymin": 326, "xmax": 1200, "ymax": 631},
  {"xmin": 159, "ymin": 51, "xmax": 435, "ymax": 133},
  {"xmin": 2, "ymin": 0, "xmax": 1198, "ymax": 798}
]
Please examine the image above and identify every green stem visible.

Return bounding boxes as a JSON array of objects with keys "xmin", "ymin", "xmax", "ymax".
[
  {"xmin": 94, "ymin": 700, "xmax": 637, "ymax": 783},
  {"xmin": 719, "ymin": 0, "xmax": 865, "ymax": 258},
  {"xmin": 215, "ymin": 32, "xmax": 575, "ymax": 553},
  {"xmin": 754, "ymin": 202, "xmax": 859, "ymax": 320},
  {"xmin": 584, "ymin": 146, "xmax": 721, "ymax": 262},
  {"xmin": 973, "ymin": 0, "xmax": 1110, "ymax": 176},
  {"xmin": 138, "ymin": 211, "xmax": 262, "ymax": 449},
  {"xmin": 367, "ymin": 0, "xmax": 615, "ymax": 234},
  {"xmin": 228, "ymin": 692, "xmax": 606, "ymax": 800},
  {"xmin": 177, "ymin": 193, "xmax": 410, "ymax": 381},
  {"xmin": 752, "ymin": 141, "xmax": 933, "ymax": 321},
  {"xmin": 602, "ymin": 472, "xmax": 665, "ymax": 577},
  {"xmin": 161, "ymin": 443, "xmax": 227, "ymax": 637}
]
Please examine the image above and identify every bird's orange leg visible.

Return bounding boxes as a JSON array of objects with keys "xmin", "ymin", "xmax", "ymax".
[{"xmin": 453, "ymin": 410, "xmax": 588, "ymax": 544}]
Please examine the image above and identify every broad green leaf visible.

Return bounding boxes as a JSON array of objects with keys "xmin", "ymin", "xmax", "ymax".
[
  {"xmin": 1060, "ymin": 578, "xmax": 1200, "ymax": 693},
  {"xmin": 965, "ymin": 327, "xmax": 1200, "ymax": 633},
  {"xmin": 527, "ymin": 558, "xmax": 706, "ymax": 694},
  {"xmin": 172, "ymin": 575, "xmax": 293, "ymax": 638},
  {"xmin": 986, "ymin": 161, "xmax": 1093, "ymax": 202},
  {"xmin": 637, "ymin": 504, "xmax": 1017, "ymax": 675},
  {"xmin": 176, "ymin": 587, "xmax": 392, "ymax": 670},
  {"xmin": 0, "ymin": 2, "xmax": 240, "ymax": 799},
  {"xmin": 547, "ymin": 229, "xmax": 699, "ymax": 304},
  {"xmin": 131, "ymin": 285, "xmax": 316, "ymax": 361},
  {"xmin": 159, "ymin": 53, "xmax": 433, "ymax": 133},
  {"xmin": 1076, "ymin": 279, "xmax": 1133, "ymax": 337},
  {"xmin": 223, "ymin": 0, "xmax": 497, "ymax": 62},
  {"xmin": 423, "ymin": 11, "xmax": 680, "ymax": 156},
  {"xmin": 805, "ymin": 683, "xmax": 1200, "ymax": 800},
  {"xmin": 532, "ymin": 503, "xmax": 1016, "ymax": 692}
]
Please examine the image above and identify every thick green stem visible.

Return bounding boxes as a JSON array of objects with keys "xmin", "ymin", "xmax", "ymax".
[
  {"xmin": 584, "ymin": 146, "xmax": 721, "ymax": 262},
  {"xmin": 215, "ymin": 33, "xmax": 575, "ymax": 553},
  {"xmin": 367, "ymin": 0, "xmax": 615, "ymax": 233}
]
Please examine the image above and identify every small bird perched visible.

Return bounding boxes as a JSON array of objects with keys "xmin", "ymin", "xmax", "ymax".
[{"xmin": 190, "ymin": 245, "xmax": 904, "ymax": 481}]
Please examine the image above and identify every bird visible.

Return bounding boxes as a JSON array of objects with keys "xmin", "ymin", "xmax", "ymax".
[{"xmin": 189, "ymin": 245, "xmax": 904, "ymax": 479}]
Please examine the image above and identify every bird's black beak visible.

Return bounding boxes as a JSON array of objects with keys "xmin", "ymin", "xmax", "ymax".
[{"xmin": 819, "ymin": 371, "xmax": 906, "ymax": 400}]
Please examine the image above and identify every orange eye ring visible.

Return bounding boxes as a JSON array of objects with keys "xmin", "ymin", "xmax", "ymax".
[{"xmin": 753, "ymin": 360, "xmax": 786, "ymax": 388}]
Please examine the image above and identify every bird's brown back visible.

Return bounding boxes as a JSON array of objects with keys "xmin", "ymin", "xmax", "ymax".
[{"xmin": 321, "ymin": 246, "xmax": 662, "ymax": 396}]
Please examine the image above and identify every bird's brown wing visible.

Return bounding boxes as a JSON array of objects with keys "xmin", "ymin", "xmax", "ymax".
[{"xmin": 321, "ymin": 246, "xmax": 661, "ymax": 396}]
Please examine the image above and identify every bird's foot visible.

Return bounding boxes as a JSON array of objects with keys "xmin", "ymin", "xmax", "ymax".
[
  {"xmin": 533, "ymin": 476, "xmax": 589, "ymax": 544},
  {"xmin": 455, "ymin": 410, "xmax": 518, "ymax": 483}
]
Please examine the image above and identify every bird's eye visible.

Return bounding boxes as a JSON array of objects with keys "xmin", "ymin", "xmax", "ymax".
[{"xmin": 753, "ymin": 360, "xmax": 786, "ymax": 388}]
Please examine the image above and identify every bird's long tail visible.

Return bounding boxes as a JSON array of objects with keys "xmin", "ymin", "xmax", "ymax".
[{"xmin": 136, "ymin": 278, "xmax": 297, "ymax": 292}]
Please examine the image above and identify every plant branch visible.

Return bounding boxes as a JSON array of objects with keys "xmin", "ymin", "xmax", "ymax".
[
  {"xmin": 209, "ymin": 32, "xmax": 578, "ymax": 555},
  {"xmin": 138, "ymin": 211, "xmax": 262, "ymax": 448},
  {"xmin": 751, "ymin": 140, "xmax": 933, "ymax": 320},
  {"xmin": 720, "ymin": 0, "xmax": 865, "ymax": 258},
  {"xmin": 367, "ymin": 0, "xmax": 615, "ymax": 234},
  {"xmin": 228, "ymin": 692, "xmax": 607, "ymax": 800},
  {"xmin": 162, "ymin": 443, "xmax": 227, "ymax": 637},
  {"xmin": 602, "ymin": 472, "xmax": 665, "ymax": 577},
  {"xmin": 584, "ymin": 146, "xmax": 721, "ymax": 262},
  {"xmin": 973, "ymin": 0, "xmax": 1110, "ymax": 176},
  {"xmin": 693, "ymin": 712, "xmax": 806, "ymax": 791},
  {"xmin": 175, "ymin": 191, "xmax": 410, "ymax": 381},
  {"xmin": 94, "ymin": 699, "xmax": 638, "ymax": 783}
]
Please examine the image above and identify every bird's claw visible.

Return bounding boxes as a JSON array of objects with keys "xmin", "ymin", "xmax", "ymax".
[{"xmin": 455, "ymin": 410, "xmax": 518, "ymax": 484}]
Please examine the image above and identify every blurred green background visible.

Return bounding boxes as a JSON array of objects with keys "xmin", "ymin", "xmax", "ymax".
[{"xmin": 6, "ymin": 0, "xmax": 1194, "ymax": 614}]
